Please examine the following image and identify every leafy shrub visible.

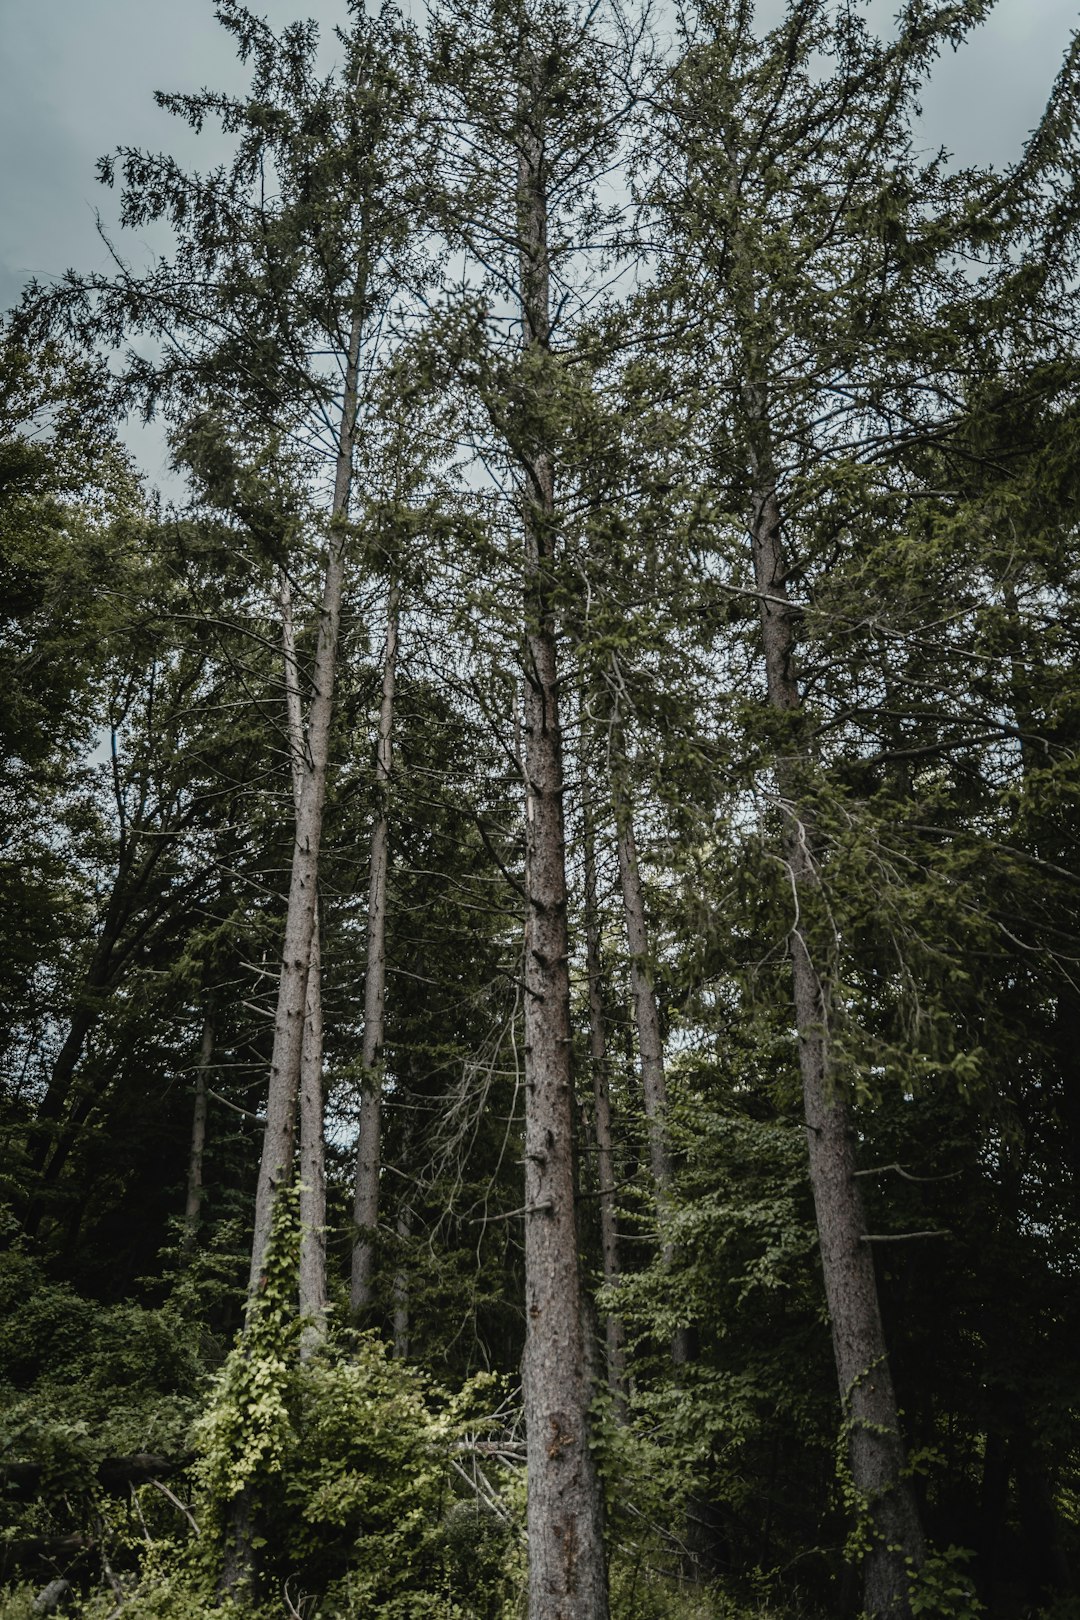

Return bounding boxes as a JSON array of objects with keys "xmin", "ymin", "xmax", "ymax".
[
  {"xmin": 189, "ymin": 1189, "xmax": 523, "ymax": 1617},
  {"xmin": 0, "ymin": 1206, "xmax": 525, "ymax": 1618}
]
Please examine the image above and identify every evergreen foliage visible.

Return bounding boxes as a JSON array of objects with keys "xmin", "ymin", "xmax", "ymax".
[{"xmin": 3, "ymin": 2, "xmax": 1080, "ymax": 1616}]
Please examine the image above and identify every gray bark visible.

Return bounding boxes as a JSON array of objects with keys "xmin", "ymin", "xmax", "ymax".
[
  {"xmin": 613, "ymin": 778, "xmax": 672, "ymax": 1198},
  {"xmin": 517, "ymin": 79, "xmax": 609, "ymax": 1620},
  {"xmin": 246, "ymin": 305, "xmax": 362, "ymax": 1297},
  {"xmin": 31, "ymin": 1579, "xmax": 70, "ymax": 1616},
  {"xmin": 611, "ymin": 756, "xmax": 690, "ymax": 1367},
  {"xmin": 392, "ymin": 1205, "xmax": 411, "ymax": 1359},
  {"xmin": 218, "ymin": 1485, "xmax": 256, "ymax": 1604},
  {"xmin": 182, "ymin": 1011, "xmax": 214, "ymax": 1251},
  {"xmin": 297, "ymin": 918, "xmax": 327, "ymax": 1339},
  {"xmin": 579, "ymin": 724, "xmax": 628, "ymax": 1413},
  {"xmin": 281, "ymin": 571, "xmax": 328, "ymax": 1341},
  {"xmin": 350, "ymin": 581, "xmax": 400, "ymax": 1313},
  {"xmin": 746, "ymin": 406, "xmax": 925, "ymax": 1617}
]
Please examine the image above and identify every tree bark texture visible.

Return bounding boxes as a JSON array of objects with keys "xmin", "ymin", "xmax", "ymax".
[
  {"xmin": 613, "ymin": 779, "xmax": 672, "ymax": 1199},
  {"xmin": 298, "ymin": 918, "xmax": 327, "ymax": 1339},
  {"xmin": 518, "ymin": 84, "xmax": 609, "ymax": 1620},
  {"xmin": 350, "ymin": 581, "xmax": 400, "ymax": 1313},
  {"xmin": 611, "ymin": 758, "xmax": 690, "ymax": 1368},
  {"xmin": 247, "ymin": 307, "xmax": 362, "ymax": 1297},
  {"xmin": 392, "ymin": 1205, "xmax": 411, "ymax": 1360},
  {"xmin": 182, "ymin": 1010, "xmax": 214, "ymax": 1251},
  {"xmin": 747, "ymin": 415, "xmax": 925, "ymax": 1617},
  {"xmin": 580, "ymin": 726, "xmax": 628, "ymax": 1412},
  {"xmin": 282, "ymin": 572, "xmax": 328, "ymax": 1339}
]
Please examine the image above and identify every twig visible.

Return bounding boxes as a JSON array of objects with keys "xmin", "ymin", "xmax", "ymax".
[
  {"xmin": 860, "ymin": 1230, "xmax": 950, "ymax": 1243},
  {"xmin": 146, "ymin": 1477, "xmax": 200, "ymax": 1537},
  {"xmin": 854, "ymin": 1162, "xmax": 963, "ymax": 1183},
  {"xmin": 129, "ymin": 1484, "xmax": 152, "ymax": 1544},
  {"xmin": 207, "ymin": 1088, "xmax": 266, "ymax": 1124},
  {"xmin": 469, "ymin": 1198, "xmax": 552, "ymax": 1223},
  {"xmin": 454, "ymin": 1438, "xmax": 526, "ymax": 1459}
]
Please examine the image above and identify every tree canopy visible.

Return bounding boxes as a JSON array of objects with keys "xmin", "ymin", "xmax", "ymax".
[{"xmin": 2, "ymin": 4, "xmax": 1080, "ymax": 1618}]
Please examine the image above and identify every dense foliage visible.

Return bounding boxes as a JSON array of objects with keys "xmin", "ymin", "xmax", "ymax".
[{"xmin": 2, "ymin": 2, "xmax": 1080, "ymax": 1616}]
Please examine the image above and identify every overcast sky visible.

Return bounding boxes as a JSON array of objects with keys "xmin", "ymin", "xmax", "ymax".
[{"xmin": 1, "ymin": 0, "xmax": 1076, "ymax": 479}]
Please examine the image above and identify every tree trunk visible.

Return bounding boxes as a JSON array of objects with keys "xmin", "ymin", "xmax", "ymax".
[
  {"xmin": 517, "ymin": 78, "xmax": 609, "ymax": 1620},
  {"xmin": 392, "ymin": 1205, "xmax": 411, "ymax": 1360},
  {"xmin": 227, "ymin": 310, "xmax": 362, "ymax": 1597},
  {"xmin": 27, "ymin": 1004, "xmax": 100, "ymax": 1182},
  {"xmin": 20, "ymin": 1003, "xmax": 101, "ymax": 1241},
  {"xmin": 281, "ymin": 571, "xmax": 328, "ymax": 1341},
  {"xmin": 579, "ymin": 721, "xmax": 628, "ymax": 1413},
  {"xmin": 611, "ymin": 749, "xmax": 690, "ymax": 1368},
  {"xmin": 182, "ymin": 1010, "xmax": 214, "ymax": 1252},
  {"xmin": 978, "ymin": 1428, "xmax": 1009, "ymax": 1598},
  {"xmin": 297, "ymin": 918, "xmax": 327, "ymax": 1341},
  {"xmin": 24, "ymin": 833, "xmax": 160, "ymax": 1217},
  {"xmin": 612, "ymin": 773, "xmax": 672, "ymax": 1198},
  {"xmin": 350, "ymin": 581, "xmax": 400, "ymax": 1313},
  {"xmin": 746, "ymin": 413, "xmax": 925, "ymax": 1617},
  {"xmin": 1014, "ymin": 1423, "xmax": 1073, "ymax": 1603},
  {"xmin": 217, "ymin": 1486, "xmax": 257, "ymax": 1606},
  {"xmin": 247, "ymin": 303, "xmax": 362, "ymax": 1298}
]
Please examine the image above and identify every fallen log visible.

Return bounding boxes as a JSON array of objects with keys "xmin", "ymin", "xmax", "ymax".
[
  {"xmin": 0, "ymin": 1532, "xmax": 91, "ymax": 1580},
  {"xmin": 0, "ymin": 1454, "xmax": 188, "ymax": 1497},
  {"xmin": 33, "ymin": 1576, "xmax": 71, "ymax": 1615}
]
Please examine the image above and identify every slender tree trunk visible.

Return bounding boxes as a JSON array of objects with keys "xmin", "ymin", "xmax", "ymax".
[
  {"xmin": 579, "ymin": 721, "xmax": 628, "ymax": 1413},
  {"xmin": 22, "ymin": 758, "xmax": 192, "ymax": 1241},
  {"xmin": 247, "ymin": 304, "xmax": 362, "ymax": 1298},
  {"xmin": 21, "ymin": 1005, "xmax": 101, "ymax": 1240},
  {"xmin": 1014, "ymin": 1421, "xmax": 1073, "ymax": 1602},
  {"xmin": 182, "ymin": 1010, "xmax": 214, "ymax": 1252},
  {"xmin": 745, "ymin": 406, "xmax": 925, "ymax": 1617},
  {"xmin": 612, "ymin": 773, "xmax": 672, "ymax": 1198},
  {"xmin": 297, "ymin": 919, "xmax": 327, "ymax": 1340},
  {"xmin": 24, "ymin": 841, "xmax": 147, "ymax": 1213},
  {"xmin": 517, "ymin": 81, "xmax": 609, "ymax": 1620},
  {"xmin": 392, "ymin": 1206, "xmax": 411, "ymax": 1360},
  {"xmin": 350, "ymin": 581, "xmax": 400, "ymax": 1313},
  {"xmin": 27, "ymin": 1005, "xmax": 100, "ymax": 1180},
  {"xmin": 978, "ymin": 1428, "xmax": 1009, "ymax": 1597},
  {"xmin": 226, "ymin": 315, "xmax": 362, "ymax": 1597},
  {"xmin": 610, "ymin": 748, "xmax": 690, "ymax": 1368},
  {"xmin": 281, "ymin": 572, "xmax": 328, "ymax": 1340}
]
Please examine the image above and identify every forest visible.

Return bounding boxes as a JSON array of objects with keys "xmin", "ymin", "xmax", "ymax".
[{"xmin": 2, "ymin": 1, "xmax": 1079, "ymax": 1616}]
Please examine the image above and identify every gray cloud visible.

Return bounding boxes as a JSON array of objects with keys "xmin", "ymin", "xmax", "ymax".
[
  {"xmin": 1, "ymin": 0, "xmax": 1074, "ymax": 490},
  {"xmin": 751, "ymin": 1, "xmax": 1076, "ymax": 165},
  {"xmin": 3, "ymin": 0, "xmax": 1073, "ymax": 298},
  {"xmin": 0, "ymin": 0, "xmax": 343, "ymax": 299}
]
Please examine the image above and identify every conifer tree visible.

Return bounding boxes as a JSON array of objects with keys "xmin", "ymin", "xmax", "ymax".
[
  {"xmin": 32, "ymin": 1, "xmax": 426, "ymax": 1295},
  {"xmin": 424, "ymin": 0, "xmax": 651, "ymax": 1608},
  {"xmin": 640, "ymin": 1, "xmax": 1080, "ymax": 1611},
  {"xmin": 350, "ymin": 579, "xmax": 401, "ymax": 1312}
]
